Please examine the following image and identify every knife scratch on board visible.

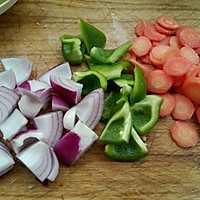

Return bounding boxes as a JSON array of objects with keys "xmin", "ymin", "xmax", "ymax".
[{"xmin": 36, "ymin": 185, "xmax": 61, "ymax": 198}]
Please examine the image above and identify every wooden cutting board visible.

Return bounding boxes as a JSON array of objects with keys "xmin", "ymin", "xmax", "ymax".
[{"xmin": 1, "ymin": 0, "xmax": 200, "ymax": 199}]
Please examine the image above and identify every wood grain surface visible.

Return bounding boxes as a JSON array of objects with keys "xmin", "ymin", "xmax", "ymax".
[{"xmin": 1, "ymin": 0, "xmax": 200, "ymax": 199}]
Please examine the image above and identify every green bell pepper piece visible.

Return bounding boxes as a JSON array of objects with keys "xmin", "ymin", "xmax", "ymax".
[
  {"xmin": 106, "ymin": 74, "xmax": 134, "ymax": 105},
  {"xmin": 90, "ymin": 43, "xmax": 132, "ymax": 64},
  {"xmin": 84, "ymin": 54, "xmax": 102, "ymax": 67},
  {"xmin": 113, "ymin": 73, "xmax": 135, "ymax": 88},
  {"xmin": 104, "ymin": 127, "xmax": 148, "ymax": 161},
  {"xmin": 131, "ymin": 95, "xmax": 163, "ymax": 135},
  {"xmin": 78, "ymin": 19, "xmax": 106, "ymax": 53},
  {"xmin": 107, "ymin": 73, "xmax": 134, "ymax": 92},
  {"xmin": 72, "ymin": 70, "xmax": 107, "ymax": 95},
  {"xmin": 101, "ymin": 91, "xmax": 124, "ymax": 122},
  {"xmin": 116, "ymin": 84, "xmax": 133, "ymax": 105},
  {"xmin": 60, "ymin": 35, "xmax": 85, "ymax": 65},
  {"xmin": 129, "ymin": 65, "xmax": 147, "ymax": 105},
  {"xmin": 99, "ymin": 101, "xmax": 132, "ymax": 144},
  {"xmin": 90, "ymin": 60, "xmax": 132, "ymax": 80}
]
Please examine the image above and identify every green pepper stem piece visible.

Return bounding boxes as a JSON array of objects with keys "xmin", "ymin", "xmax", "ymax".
[
  {"xmin": 78, "ymin": 19, "xmax": 106, "ymax": 53},
  {"xmin": 90, "ymin": 43, "xmax": 132, "ymax": 64},
  {"xmin": 90, "ymin": 60, "xmax": 132, "ymax": 80},
  {"xmin": 129, "ymin": 65, "xmax": 147, "ymax": 105},
  {"xmin": 72, "ymin": 70, "xmax": 107, "ymax": 95},
  {"xmin": 99, "ymin": 101, "xmax": 132, "ymax": 144},
  {"xmin": 131, "ymin": 95, "xmax": 164, "ymax": 135},
  {"xmin": 104, "ymin": 127, "xmax": 148, "ymax": 161}
]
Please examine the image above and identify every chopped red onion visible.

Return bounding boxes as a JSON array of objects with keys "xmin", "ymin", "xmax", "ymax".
[
  {"xmin": 0, "ymin": 86, "xmax": 20, "ymax": 124},
  {"xmin": 33, "ymin": 111, "xmax": 63, "ymax": 148},
  {"xmin": 16, "ymin": 141, "xmax": 59, "ymax": 182},
  {"xmin": 10, "ymin": 129, "xmax": 44, "ymax": 154},
  {"xmin": 1, "ymin": 58, "xmax": 32, "ymax": 86},
  {"xmin": 38, "ymin": 62, "xmax": 72, "ymax": 85},
  {"xmin": 52, "ymin": 95, "xmax": 70, "ymax": 112},
  {"xmin": 63, "ymin": 107, "xmax": 77, "ymax": 130},
  {"xmin": 0, "ymin": 56, "xmax": 105, "ymax": 183},
  {"xmin": 47, "ymin": 147, "xmax": 59, "ymax": 181},
  {"xmin": 18, "ymin": 80, "xmax": 52, "ymax": 102},
  {"xmin": 0, "ymin": 141, "xmax": 15, "ymax": 177},
  {"xmin": 75, "ymin": 88, "xmax": 104, "ymax": 129},
  {"xmin": 0, "ymin": 69, "xmax": 16, "ymax": 90},
  {"xmin": 54, "ymin": 120, "xmax": 98, "ymax": 166},
  {"xmin": 0, "ymin": 141, "xmax": 12, "ymax": 157},
  {"xmin": 0, "ymin": 109, "xmax": 28, "ymax": 140},
  {"xmin": 50, "ymin": 75, "xmax": 82, "ymax": 105},
  {"xmin": 18, "ymin": 95, "xmax": 45, "ymax": 118}
]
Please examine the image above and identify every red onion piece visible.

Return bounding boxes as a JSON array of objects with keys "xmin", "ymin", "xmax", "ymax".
[
  {"xmin": 54, "ymin": 120, "xmax": 98, "ymax": 166},
  {"xmin": 0, "ymin": 69, "xmax": 16, "ymax": 90},
  {"xmin": 50, "ymin": 75, "xmax": 82, "ymax": 105},
  {"xmin": 75, "ymin": 88, "xmax": 104, "ymax": 129},
  {"xmin": 63, "ymin": 107, "xmax": 76, "ymax": 130},
  {"xmin": 38, "ymin": 62, "xmax": 72, "ymax": 85},
  {"xmin": 18, "ymin": 95, "xmax": 45, "ymax": 118},
  {"xmin": 0, "ymin": 109, "xmax": 28, "ymax": 140},
  {"xmin": 1, "ymin": 58, "xmax": 32, "ymax": 86},
  {"xmin": 18, "ymin": 80, "xmax": 52, "ymax": 102},
  {"xmin": 47, "ymin": 147, "xmax": 59, "ymax": 181},
  {"xmin": 52, "ymin": 95, "xmax": 70, "ymax": 112},
  {"xmin": 33, "ymin": 111, "xmax": 63, "ymax": 148},
  {"xmin": 0, "ymin": 142, "xmax": 15, "ymax": 177},
  {"xmin": 0, "ymin": 141, "xmax": 12, "ymax": 157},
  {"xmin": 0, "ymin": 86, "xmax": 20, "ymax": 124},
  {"xmin": 10, "ymin": 129, "xmax": 44, "ymax": 154},
  {"xmin": 0, "ymin": 86, "xmax": 19, "ymax": 102},
  {"xmin": 16, "ymin": 141, "xmax": 59, "ymax": 182}
]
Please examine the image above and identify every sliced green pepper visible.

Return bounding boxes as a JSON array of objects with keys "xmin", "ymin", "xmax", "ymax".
[
  {"xmin": 129, "ymin": 65, "xmax": 147, "ymax": 105},
  {"xmin": 84, "ymin": 54, "xmax": 102, "ymax": 67},
  {"xmin": 90, "ymin": 60, "xmax": 132, "ymax": 80},
  {"xmin": 116, "ymin": 84, "xmax": 133, "ymax": 105},
  {"xmin": 72, "ymin": 70, "xmax": 107, "ymax": 95},
  {"xmin": 104, "ymin": 127, "xmax": 148, "ymax": 161},
  {"xmin": 60, "ymin": 35, "xmax": 85, "ymax": 65},
  {"xmin": 90, "ymin": 43, "xmax": 132, "ymax": 64},
  {"xmin": 101, "ymin": 91, "xmax": 124, "ymax": 122},
  {"xmin": 78, "ymin": 19, "xmax": 106, "ymax": 53},
  {"xmin": 113, "ymin": 73, "xmax": 135, "ymax": 88},
  {"xmin": 99, "ymin": 101, "xmax": 132, "ymax": 144},
  {"xmin": 131, "ymin": 95, "xmax": 163, "ymax": 135}
]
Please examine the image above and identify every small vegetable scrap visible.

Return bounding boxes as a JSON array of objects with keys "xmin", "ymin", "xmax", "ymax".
[{"xmin": 124, "ymin": 16, "xmax": 200, "ymax": 148}]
